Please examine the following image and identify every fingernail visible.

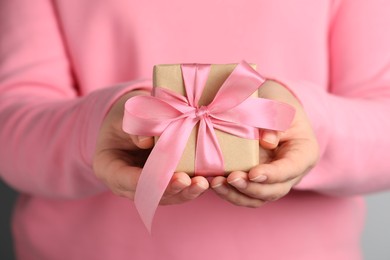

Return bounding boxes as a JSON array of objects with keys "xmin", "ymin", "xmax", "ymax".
[
  {"xmin": 262, "ymin": 132, "xmax": 277, "ymax": 145},
  {"xmin": 228, "ymin": 178, "xmax": 247, "ymax": 189},
  {"xmin": 172, "ymin": 179, "xmax": 189, "ymax": 190},
  {"xmin": 137, "ymin": 136, "xmax": 151, "ymax": 142},
  {"xmin": 250, "ymin": 175, "xmax": 267, "ymax": 182},
  {"xmin": 195, "ymin": 182, "xmax": 208, "ymax": 190},
  {"xmin": 212, "ymin": 183, "xmax": 229, "ymax": 195}
]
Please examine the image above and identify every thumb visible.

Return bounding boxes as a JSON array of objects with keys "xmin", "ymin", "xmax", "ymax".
[
  {"xmin": 130, "ymin": 135, "xmax": 154, "ymax": 149},
  {"xmin": 259, "ymin": 130, "xmax": 280, "ymax": 149}
]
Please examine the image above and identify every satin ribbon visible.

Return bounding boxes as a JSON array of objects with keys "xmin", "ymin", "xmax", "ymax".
[{"xmin": 122, "ymin": 60, "xmax": 295, "ymax": 232}]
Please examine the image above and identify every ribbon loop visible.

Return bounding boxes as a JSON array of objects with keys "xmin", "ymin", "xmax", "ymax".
[{"xmin": 122, "ymin": 60, "xmax": 296, "ymax": 231}]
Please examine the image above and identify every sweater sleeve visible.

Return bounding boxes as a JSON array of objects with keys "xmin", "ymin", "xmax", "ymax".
[
  {"xmin": 0, "ymin": 0, "xmax": 151, "ymax": 198},
  {"xmin": 292, "ymin": 0, "xmax": 390, "ymax": 196}
]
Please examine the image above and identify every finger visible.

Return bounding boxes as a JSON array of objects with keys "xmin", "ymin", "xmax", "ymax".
[
  {"xmin": 228, "ymin": 171, "xmax": 296, "ymax": 201},
  {"xmin": 179, "ymin": 176, "xmax": 209, "ymax": 200},
  {"xmin": 259, "ymin": 130, "xmax": 280, "ymax": 149},
  {"xmin": 249, "ymin": 139, "xmax": 318, "ymax": 184},
  {"xmin": 256, "ymin": 178, "xmax": 300, "ymax": 201},
  {"xmin": 163, "ymin": 172, "xmax": 191, "ymax": 197},
  {"xmin": 94, "ymin": 149, "xmax": 142, "ymax": 199},
  {"xmin": 160, "ymin": 176, "xmax": 208, "ymax": 205},
  {"xmin": 210, "ymin": 176, "xmax": 228, "ymax": 194},
  {"xmin": 130, "ymin": 135, "xmax": 154, "ymax": 149},
  {"xmin": 211, "ymin": 176, "xmax": 266, "ymax": 208},
  {"xmin": 227, "ymin": 171, "xmax": 250, "ymax": 189},
  {"xmin": 106, "ymin": 164, "xmax": 142, "ymax": 199}
]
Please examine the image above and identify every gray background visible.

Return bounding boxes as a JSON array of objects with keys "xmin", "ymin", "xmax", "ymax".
[{"xmin": 1, "ymin": 180, "xmax": 389, "ymax": 260}]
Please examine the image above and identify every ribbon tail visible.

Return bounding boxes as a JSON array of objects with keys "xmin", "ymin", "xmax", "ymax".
[
  {"xmin": 195, "ymin": 118, "xmax": 224, "ymax": 176},
  {"xmin": 134, "ymin": 117, "xmax": 196, "ymax": 232}
]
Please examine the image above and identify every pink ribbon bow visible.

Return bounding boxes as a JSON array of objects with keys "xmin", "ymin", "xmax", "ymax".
[{"xmin": 123, "ymin": 60, "xmax": 295, "ymax": 232}]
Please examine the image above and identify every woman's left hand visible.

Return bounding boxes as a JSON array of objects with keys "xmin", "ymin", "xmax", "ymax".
[{"xmin": 210, "ymin": 80, "xmax": 319, "ymax": 207}]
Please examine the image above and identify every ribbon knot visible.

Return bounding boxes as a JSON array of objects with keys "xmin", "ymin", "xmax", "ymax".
[
  {"xmin": 195, "ymin": 106, "xmax": 209, "ymax": 119},
  {"xmin": 122, "ymin": 60, "xmax": 295, "ymax": 232}
]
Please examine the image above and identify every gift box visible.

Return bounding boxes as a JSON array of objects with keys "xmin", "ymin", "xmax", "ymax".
[
  {"xmin": 153, "ymin": 63, "xmax": 259, "ymax": 176},
  {"xmin": 123, "ymin": 60, "xmax": 295, "ymax": 231}
]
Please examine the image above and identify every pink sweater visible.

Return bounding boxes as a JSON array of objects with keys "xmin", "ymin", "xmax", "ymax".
[{"xmin": 1, "ymin": 0, "xmax": 390, "ymax": 259}]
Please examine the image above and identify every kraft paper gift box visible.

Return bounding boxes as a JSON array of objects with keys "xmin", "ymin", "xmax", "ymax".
[{"xmin": 153, "ymin": 63, "xmax": 260, "ymax": 176}]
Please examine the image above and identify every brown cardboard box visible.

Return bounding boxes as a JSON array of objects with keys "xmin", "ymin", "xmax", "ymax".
[{"xmin": 153, "ymin": 63, "xmax": 259, "ymax": 176}]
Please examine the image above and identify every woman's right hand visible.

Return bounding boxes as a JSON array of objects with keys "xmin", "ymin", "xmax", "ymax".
[{"xmin": 93, "ymin": 90, "xmax": 209, "ymax": 205}]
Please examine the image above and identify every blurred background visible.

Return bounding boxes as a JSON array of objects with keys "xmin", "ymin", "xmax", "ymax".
[
  {"xmin": 1, "ymin": 180, "xmax": 17, "ymax": 260},
  {"xmin": 1, "ymin": 180, "xmax": 390, "ymax": 260}
]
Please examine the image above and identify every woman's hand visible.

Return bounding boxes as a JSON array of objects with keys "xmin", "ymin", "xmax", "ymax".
[
  {"xmin": 93, "ymin": 90, "xmax": 209, "ymax": 205},
  {"xmin": 210, "ymin": 80, "xmax": 319, "ymax": 207}
]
